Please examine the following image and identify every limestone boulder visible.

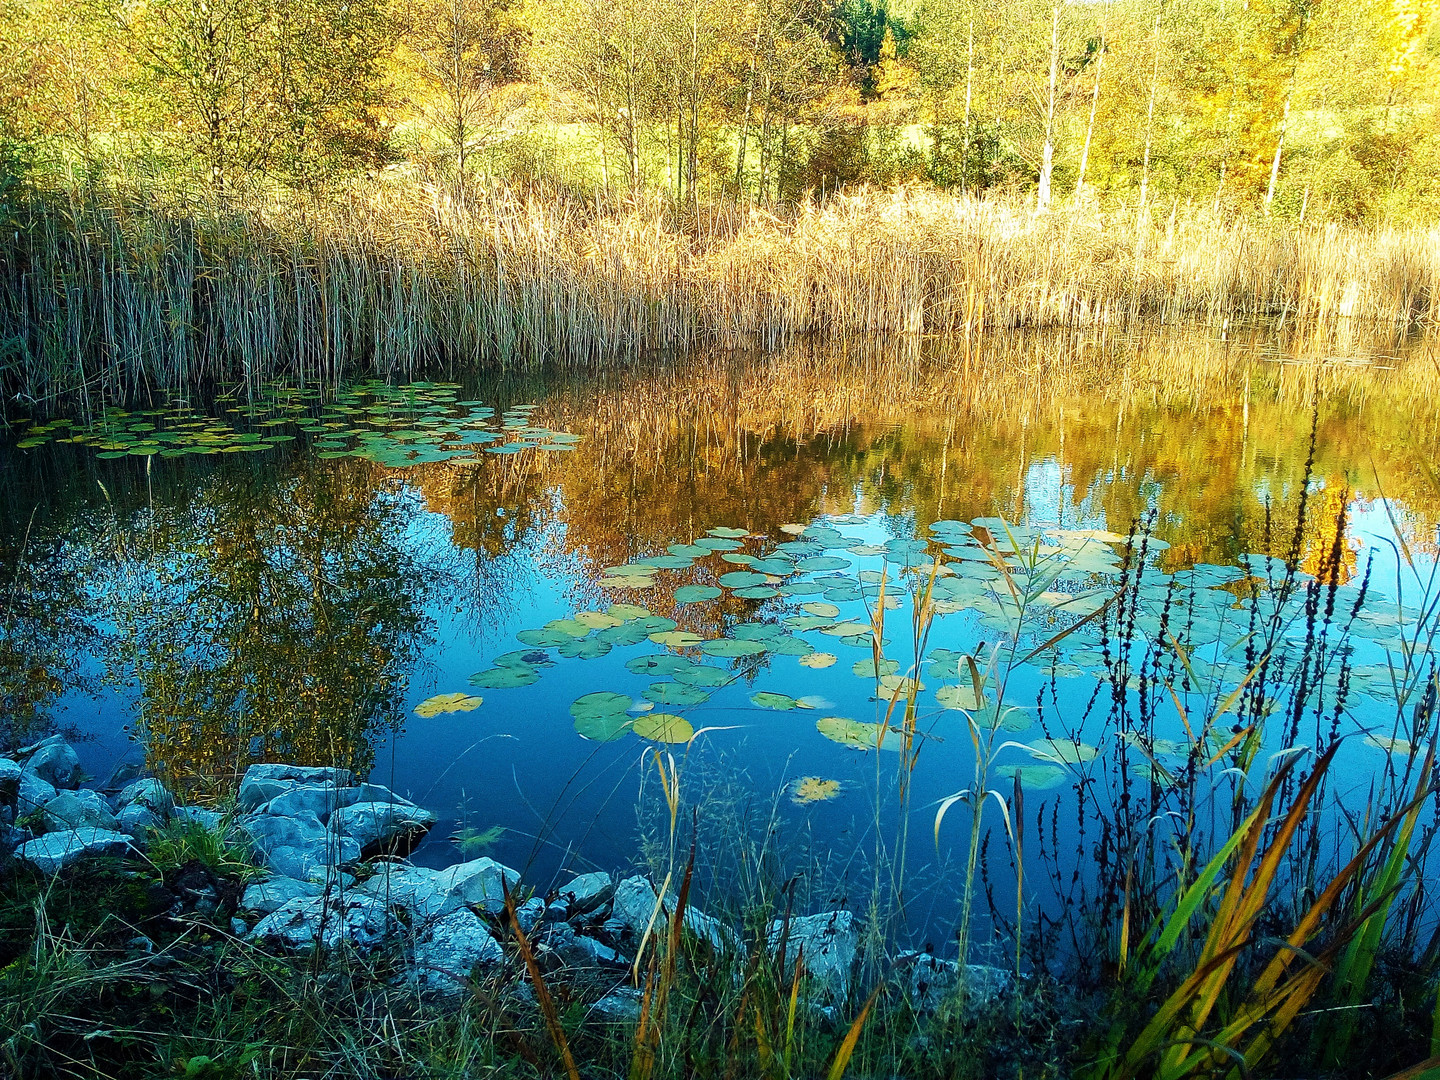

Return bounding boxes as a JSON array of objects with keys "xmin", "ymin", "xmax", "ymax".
[
  {"xmin": 241, "ymin": 876, "xmax": 327, "ymax": 916},
  {"xmin": 18, "ymin": 828, "xmax": 135, "ymax": 874},
  {"xmin": 249, "ymin": 893, "xmax": 394, "ymax": 951},
  {"xmin": 115, "ymin": 778, "xmax": 175, "ymax": 817},
  {"xmin": 358, "ymin": 864, "xmax": 463, "ymax": 925},
  {"xmin": 409, "ymin": 909, "xmax": 505, "ymax": 997},
  {"xmin": 557, "ymin": 871, "xmax": 614, "ymax": 917},
  {"xmin": 768, "ymin": 911, "xmax": 858, "ymax": 1006},
  {"xmin": 611, "ymin": 876, "xmax": 729, "ymax": 951},
  {"xmin": 42, "ymin": 790, "xmax": 120, "ymax": 832},
  {"xmin": 330, "ymin": 801, "xmax": 436, "ymax": 855},
  {"xmin": 20, "ymin": 736, "xmax": 81, "ymax": 789}
]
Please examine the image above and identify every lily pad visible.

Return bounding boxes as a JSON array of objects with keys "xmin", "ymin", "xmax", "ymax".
[
  {"xmin": 801, "ymin": 602, "xmax": 842, "ymax": 618},
  {"xmin": 751, "ymin": 691, "xmax": 798, "ymax": 710},
  {"xmin": 469, "ymin": 666, "xmax": 539, "ymax": 688},
  {"xmin": 633, "ymin": 713, "xmax": 695, "ymax": 743},
  {"xmin": 608, "ymin": 602, "xmax": 652, "ymax": 620},
  {"xmin": 994, "ymin": 764, "xmax": 1068, "ymax": 789},
  {"xmin": 936, "ymin": 684, "xmax": 987, "ymax": 710},
  {"xmin": 647, "ymin": 682, "xmax": 711, "ymax": 706},
  {"xmin": 570, "ymin": 691, "xmax": 633, "ymax": 720},
  {"xmin": 853, "ymin": 658, "xmax": 900, "ymax": 678},
  {"xmin": 720, "ymin": 571, "xmax": 770, "ymax": 589},
  {"xmin": 789, "ymin": 777, "xmax": 841, "ymax": 804},
  {"xmin": 651, "ymin": 630, "xmax": 705, "ymax": 649},
  {"xmin": 673, "ymin": 665, "xmax": 733, "ymax": 687},
  {"xmin": 414, "ymin": 692, "xmax": 483, "ymax": 718},
  {"xmin": 701, "ymin": 638, "xmax": 769, "ymax": 658},
  {"xmin": 675, "ymin": 585, "xmax": 723, "ymax": 603},
  {"xmin": 798, "ymin": 652, "xmax": 838, "ymax": 669},
  {"xmin": 815, "ymin": 716, "xmax": 900, "ymax": 752},
  {"xmin": 558, "ymin": 636, "xmax": 612, "ymax": 659},
  {"xmin": 627, "ymin": 654, "xmax": 695, "ymax": 676},
  {"xmin": 708, "ymin": 527, "xmax": 749, "ymax": 538}
]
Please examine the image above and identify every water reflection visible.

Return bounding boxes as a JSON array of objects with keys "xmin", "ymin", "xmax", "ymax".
[{"xmin": 0, "ymin": 324, "xmax": 1436, "ymax": 811}]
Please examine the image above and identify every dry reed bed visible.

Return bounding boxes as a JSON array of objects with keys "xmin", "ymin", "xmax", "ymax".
[{"xmin": 1, "ymin": 184, "xmax": 1437, "ymax": 406}]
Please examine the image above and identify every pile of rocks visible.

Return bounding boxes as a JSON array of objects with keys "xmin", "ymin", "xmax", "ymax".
[{"xmin": 3, "ymin": 744, "xmax": 1005, "ymax": 1016}]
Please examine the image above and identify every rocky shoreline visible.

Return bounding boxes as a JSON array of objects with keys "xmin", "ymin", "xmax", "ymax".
[{"xmin": 1, "ymin": 736, "xmax": 1003, "ymax": 1020}]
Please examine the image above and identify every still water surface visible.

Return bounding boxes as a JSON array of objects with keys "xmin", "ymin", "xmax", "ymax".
[{"xmin": 3, "ymin": 326, "xmax": 1438, "ymax": 946}]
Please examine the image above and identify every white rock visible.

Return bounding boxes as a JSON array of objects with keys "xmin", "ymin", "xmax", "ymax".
[
  {"xmin": 116, "ymin": 778, "xmax": 174, "ymax": 816},
  {"xmin": 557, "ymin": 871, "xmax": 614, "ymax": 916},
  {"xmin": 21, "ymin": 737, "xmax": 80, "ymax": 789},
  {"xmin": 0, "ymin": 758, "xmax": 21, "ymax": 804},
  {"xmin": 255, "ymin": 783, "xmax": 349, "ymax": 821},
  {"xmin": 768, "ymin": 911, "xmax": 858, "ymax": 1006},
  {"xmin": 172, "ymin": 806, "xmax": 225, "ymax": 830},
  {"xmin": 18, "ymin": 828, "xmax": 135, "ymax": 874},
  {"xmin": 410, "ymin": 909, "xmax": 505, "ymax": 996},
  {"xmin": 43, "ymin": 789, "xmax": 119, "ymax": 831},
  {"xmin": 611, "ymin": 876, "xmax": 729, "ymax": 951},
  {"xmin": 17, "ymin": 772, "xmax": 56, "ymax": 815},
  {"xmin": 591, "ymin": 987, "xmax": 643, "ymax": 1022},
  {"xmin": 241, "ymin": 876, "xmax": 326, "ymax": 915},
  {"xmin": 117, "ymin": 803, "xmax": 162, "ymax": 837},
  {"xmin": 249, "ymin": 893, "xmax": 394, "ymax": 951},
  {"xmin": 265, "ymin": 842, "xmax": 361, "ymax": 881},
  {"xmin": 359, "ymin": 864, "xmax": 462, "ymax": 925},
  {"xmin": 437, "ymin": 857, "xmax": 521, "ymax": 907},
  {"xmin": 237, "ymin": 763, "xmax": 353, "ymax": 812},
  {"xmin": 330, "ymin": 801, "xmax": 437, "ymax": 853},
  {"xmin": 901, "ymin": 955, "xmax": 1011, "ymax": 1013}
]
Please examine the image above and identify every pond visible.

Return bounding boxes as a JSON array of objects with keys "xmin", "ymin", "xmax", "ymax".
[{"xmin": 3, "ymin": 324, "xmax": 1439, "ymax": 954}]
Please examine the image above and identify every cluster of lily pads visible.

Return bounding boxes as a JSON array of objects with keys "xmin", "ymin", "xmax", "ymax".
[
  {"xmin": 6, "ymin": 380, "xmax": 579, "ymax": 465},
  {"xmin": 417, "ymin": 511, "xmax": 1418, "ymax": 799}
]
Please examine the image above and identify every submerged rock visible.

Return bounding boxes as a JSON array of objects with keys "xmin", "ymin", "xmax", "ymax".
[
  {"xmin": 18, "ymin": 828, "xmax": 135, "ymax": 874},
  {"xmin": 409, "ymin": 909, "xmax": 506, "ymax": 996},
  {"xmin": 249, "ymin": 893, "xmax": 394, "ymax": 951},
  {"xmin": 43, "ymin": 790, "xmax": 120, "ymax": 832},
  {"xmin": 769, "ymin": 910, "xmax": 858, "ymax": 1006}
]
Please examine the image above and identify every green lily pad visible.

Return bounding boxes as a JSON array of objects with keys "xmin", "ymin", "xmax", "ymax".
[
  {"xmin": 558, "ymin": 636, "xmax": 612, "ymax": 659},
  {"xmin": 708, "ymin": 527, "xmax": 749, "ymax": 538},
  {"xmin": 720, "ymin": 571, "xmax": 769, "ymax": 589},
  {"xmin": 608, "ymin": 603, "xmax": 652, "ymax": 620},
  {"xmin": 626, "ymin": 654, "xmax": 695, "ymax": 676},
  {"xmin": 650, "ymin": 630, "xmax": 705, "ymax": 648},
  {"xmin": 570, "ymin": 691, "xmax": 633, "ymax": 720},
  {"xmin": 853, "ymin": 658, "xmax": 900, "ymax": 678},
  {"xmin": 815, "ymin": 716, "xmax": 900, "ymax": 752},
  {"xmin": 936, "ymin": 684, "xmax": 986, "ymax": 710},
  {"xmin": 675, "ymin": 585, "xmax": 723, "ymax": 604},
  {"xmin": 751, "ymin": 691, "xmax": 798, "ymax": 710},
  {"xmin": 647, "ymin": 682, "xmax": 711, "ymax": 706},
  {"xmin": 701, "ymin": 638, "xmax": 768, "ymax": 658},
  {"xmin": 574, "ymin": 713, "xmax": 633, "ymax": 742},
  {"xmin": 633, "ymin": 713, "xmax": 695, "ymax": 743},
  {"xmin": 469, "ymin": 665, "xmax": 540, "ymax": 688},
  {"xmin": 994, "ymin": 764, "xmax": 1068, "ymax": 789},
  {"xmin": 673, "ymin": 665, "xmax": 733, "ymax": 688},
  {"xmin": 734, "ymin": 587, "xmax": 778, "ymax": 599}
]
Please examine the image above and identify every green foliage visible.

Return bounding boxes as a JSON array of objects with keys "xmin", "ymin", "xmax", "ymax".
[{"xmin": 146, "ymin": 819, "xmax": 262, "ymax": 880}]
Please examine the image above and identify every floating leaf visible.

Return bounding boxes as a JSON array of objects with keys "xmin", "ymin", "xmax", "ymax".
[
  {"xmin": 877, "ymin": 675, "xmax": 924, "ymax": 696},
  {"xmin": 994, "ymin": 764, "xmax": 1068, "ymax": 789},
  {"xmin": 669, "ymin": 544, "xmax": 711, "ymax": 558},
  {"xmin": 701, "ymin": 638, "xmax": 769, "ymax": 658},
  {"xmin": 494, "ymin": 650, "xmax": 553, "ymax": 669},
  {"xmin": 574, "ymin": 714, "xmax": 632, "ymax": 742},
  {"xmin": 790, "ymin": 777, "xmax": 841, "ymax": 804},
  {"xmin": 650, "ymin": 630, "xmax": 704, "ymax": 648},
  {"xmin": 720, "ymin": 571, "xmax": 769, "ymax": 589},
  {"xmin": 815, "ymin": 716, "xmax": 900, "ymax": 752},
  {"xmin": 708, "ymin": 527, "xmax": 749, "ymax": 538},
  {"xmin": 734, "ymin": 586, "xmax": 778, "ymax": 599},
  {"xmin": 853, "ymin": 657, "xmax": 900, "ymax": 678},
  {"xmin": 797, "ymin": 556, "xmax": 850, "ymax": 572},
  {"xmin": 626, "ymin": 654, "xmax": 694, "ymax": 676},
  {"xmin": 694, "ymin": 537, "xmax": 742, "ymax": 551},
  {"xmin": 547, "ymin": 618, "xmax": 593, "ymax": 638},
  {"xmin": 751, "ymin": 691, "xmax": 798, "ymax": 710},
  {"xmin": 608, "ymin": 603, "xmax": 652, "ymax": 620},
  {"xmin": 779, "ymin": 523, "xmax": 808, "ymax": 535},
  {"xmin": 575, "ymin": 610, "xmax": 623, "ymax": 629},
  {"xmin": 648, "ymin": 682, "xmax": 711, "ymax": 706},
  {"xmin": 558, "ymin": 636, "xmax": 612, "ymax": 659},
  {"xmin": 936, "ymin": 684, "xmax": 986, "ymax": 710},
  {"xmin": 802, "ymin": 602, "xmax": 842, "ymax": 618},
  {"xmin": 414, "ymin": 692, "xmax": 482, "ymax": 717},
  {"xmin": 469, "ymin": 666, "xmax": 539, "ymax": 688},
  {"xmin": 674, "ymin": 665, "xmax": 733, "ymax": 687},
  {"xmin": 674, "ymin": 585, "xmax": 722, "ymax": 603},
  {"xmin": 570, "ymin": 691, "xmax": 633, "ymax": 720},
  {"xmin": 1028, "ymin": 738, "xmax": 1098, "ymax": 764},
  {"xmin": 633, "ymin": 713, "xmax": 695, "ymax": 743},
  {"xmin": 799, "ymin": 652, "xmax": 838, "ymax": 669}
]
